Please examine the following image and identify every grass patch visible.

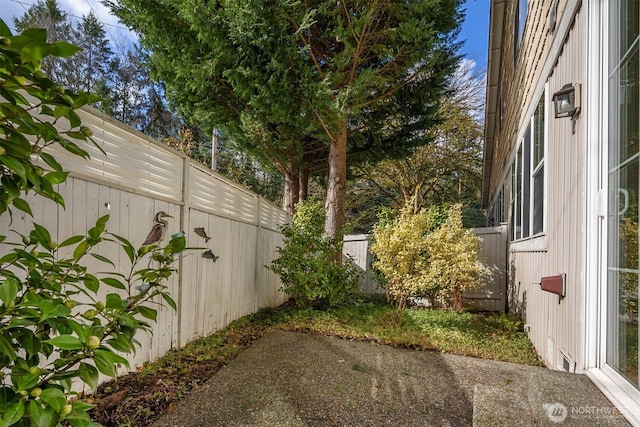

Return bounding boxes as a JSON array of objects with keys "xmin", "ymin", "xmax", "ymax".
[{"xmin": 90, "ymin": 294, "xmax": 540, "ymax": 426}]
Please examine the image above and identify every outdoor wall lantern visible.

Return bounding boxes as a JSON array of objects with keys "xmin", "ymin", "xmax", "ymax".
[{"xmin": 552, "ymin": 83, "xmax": 581, "ymax": 118}]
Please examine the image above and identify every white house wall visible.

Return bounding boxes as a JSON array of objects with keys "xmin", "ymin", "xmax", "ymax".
[{"xmin": 509, "ymin": 5, "xmax": 586, "ymax": 372}]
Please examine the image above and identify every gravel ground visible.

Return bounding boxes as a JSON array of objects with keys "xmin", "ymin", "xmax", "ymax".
[{"xmin": 152, "ymin": 330, "xmax": 630, "ymax": 427}]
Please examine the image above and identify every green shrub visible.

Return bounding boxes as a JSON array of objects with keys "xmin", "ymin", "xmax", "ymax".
[
  {"xmin": 424, "ymin": 204, "xmax": 490, "ymax": 310},
  {"xmin": 371, "ymin": 203, "xmax": 489, "ymax": 320},
  {"xmin": 268, "ymin": 200, "xmax": 360, "ymax": 307},
  {"xmin": 0, "ymin": 20, "xmax": 186, "ymax": 426},
  {"xmin": 370, "ymin": 203, "xmax": 445, "ymax": 320}
]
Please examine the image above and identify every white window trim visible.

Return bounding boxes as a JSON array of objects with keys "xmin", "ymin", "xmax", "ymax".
[
  {"xmin": 510, "ymin": 87, "xmax": 547, "ymax": 247},
  {"xmin": 584, "ymin": 1, "xmax": 640, "ymax": 425}
]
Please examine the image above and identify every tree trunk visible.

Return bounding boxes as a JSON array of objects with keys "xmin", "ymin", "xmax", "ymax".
[
  {"xmin": 325, "ymin": 121, "xmax": 347, "ymax": 240},
  {"xmin": 282, "ymin": 171, "xmax": 300, "ymax": 215},
  {"xmin": 299, "ymin": 167, "xmax": 309, "ymax": 202}
]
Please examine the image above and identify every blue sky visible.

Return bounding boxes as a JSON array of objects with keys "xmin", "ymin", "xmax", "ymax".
[
  {"xmin": 2, "ymin": 0, "xmax": 490, "ymax": 71},
  {"xmin": 459, "ymin": 0, "xmax": 491, "ymax": 72}
]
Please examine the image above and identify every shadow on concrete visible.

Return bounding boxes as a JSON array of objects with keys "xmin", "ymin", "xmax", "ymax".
[{"xmin": 152, "ymin": 330, "xmax": 630, "ymax": 427}]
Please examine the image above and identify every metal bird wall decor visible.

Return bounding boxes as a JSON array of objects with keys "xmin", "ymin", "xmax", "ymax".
[
  {"xmin": 142, "ymin": 211, "xmax": 173, "ymax": 246},
  {"xmin": 194, "ymin": 227, "xmax": 211, "ymax": 242},
  {"xmin": 202, "ymin": 249, "xmax": 219, "ymax": 262}
]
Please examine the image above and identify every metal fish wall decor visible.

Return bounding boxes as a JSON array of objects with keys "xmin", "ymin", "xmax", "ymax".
[{"xmin": 194, "ymin": 227, "xmax": 211, "ymax": 242}]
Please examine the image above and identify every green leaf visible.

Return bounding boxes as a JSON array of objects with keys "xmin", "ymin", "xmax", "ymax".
[
  {"xmin": 0, "ymin": 277, "xmax": 18, "ymax": 306},
  {"xmin": 66, "ymin": 416, "xmax": 102, "ymax": 427},
  {"xmin": 90, "ymin": 253, "xmax": 114, "ymax": 267},
  {"xmin": 108, "ymin": 233, "xmax": 135, "ymax": 263},
  {"xmin": 0, "ymin": 333, "xmax": 17, "ymax": 361},
  {"xmin": 21, "ymin": 28, "xmax": 46, "ymax": 43},
  {"xmin": 78, "ymin": 363, "xmax": 98, "ymax": 391},
  {"xmin": 105, "ymin": 335, "xmax": 134, "ymax": 354},
  {"xmin": 21, "ymin": 42, "xmax": 50, "ymax": 63},
  {"xmin": 92, "ymin": 349, "xmax": 128, "ymax": 377},
  {"xmin": 39, "ymin": 152, "xmax": 63, "ymax": 173},
  {"xmin": 161, "ymin": 293, "xmax": 177, "ymax": 311},
  {"xmin": 39, "ymin": 387, "xmax": 66, "ymax": 412},
  {"xmin": 49, "ymin": 41, "xmax": 80, "ymax": 58},
  {"xmin": 73, "ymin": 240, "xmax": 89, "ymax": 262},
  {"xmin": 136, "ymin": 306, "xmax": 157, "ymax": 321},
  {"xmin": 32, "ymin": 223, "xmax": 52, "ymax": 245},
  {"xmin": 2, "ymin": 401, "xmax": 25, "ymax": 425},
  {"xmin": 14, "ymin": 372, "xmax": 39, "ymax": 391},
  {"xmin": 71, "ymin": 400, "xmax": 96, "ymax": 413},
  {"xmin": 12, "ymin": 197, "xmax": 32, "ymax": 216},
  {"xmin": 26, "ymin": 400, "xmax": 56, "ymax": 427},
  {"xmin": 44, "ymin": 335, "xmax": 83, "ymax": 350},
  {"xmin": 101, "ymin": 278, "xmax": 126, "ymax": 290},
  {"xmin": 105, "ymin": 293, "xmax": 124, "ymax": 310},
  {"xmin": 58, "ymin": 235, "xmax": 84, "ymax": 248},
  {"xmin": 42, "ymin": 171, "xmax": 68, "ymax": 185},
  {"xmin": 39, "ymin": 300, "xmax": 71, "ymax": 320},
  {"xmin": 83, "ymin": 274, "xmax": 99, "ymax": 293},
  {"xmin": 95, "ymin": 215, "xmax": 109, "ymax": 231},
  {"xmin": 0, "ymin": 155, "xmax": 26, "ymax": 178}
]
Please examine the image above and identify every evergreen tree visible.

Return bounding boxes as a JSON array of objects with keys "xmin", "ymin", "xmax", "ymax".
[{"xmin": 106, "ymin": 0, "xmax": 463, "ymax": 235}]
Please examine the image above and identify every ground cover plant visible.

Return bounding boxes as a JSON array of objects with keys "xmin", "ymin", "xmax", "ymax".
[{"xmin": 90, "ymin": 294, "xmax": 541, "ymax": 426}]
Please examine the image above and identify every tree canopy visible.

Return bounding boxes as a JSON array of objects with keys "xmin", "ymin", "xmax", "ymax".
[
  {"xmin": 347, "ymin": 60, "xmax": 486, "ymax": 231},
  {"xmin": 106, "ymin": 0, "xmax": 463, "ymax": 234}
]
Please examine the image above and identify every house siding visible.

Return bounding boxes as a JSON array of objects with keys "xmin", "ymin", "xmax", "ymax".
[{"xmin": 485, "ymin": 0, "xmax": 586, "ymax": 372}]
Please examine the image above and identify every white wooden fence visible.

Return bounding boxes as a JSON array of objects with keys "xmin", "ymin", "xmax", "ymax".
[
  {"xmin": 343, "ymin": 225, "xmax": 508, "ymax": 311},
  {"xmin": 0, "ymin": 106, "xmax": 289, "ymax": 372}
]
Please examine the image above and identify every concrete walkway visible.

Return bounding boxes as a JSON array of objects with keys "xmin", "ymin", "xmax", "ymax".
[{"xmin": 152, "ymin": 330, "xmax": 630, "ymax": 426}]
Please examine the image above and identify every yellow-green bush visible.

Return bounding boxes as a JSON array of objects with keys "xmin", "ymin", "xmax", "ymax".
[
  {"xmin": 371, "ymin": 203, "xmax": 489, "ymax": 319},
  {"xmin": 425, "ymin": 205, "xmax": 489, "ymax": 310}
]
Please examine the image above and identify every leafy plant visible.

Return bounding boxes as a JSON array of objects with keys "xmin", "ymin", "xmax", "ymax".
[
  {"xmin": 267, "ymin": 200, "xmax": 360, "ymax": 308},
  {"xmin": 370, "ymin": 203, "xmax": 445, "ymax": 322},
  {"xmin": 0, "ymin": 20, "xmax": 185, "ymax": 426},
  {"xmin": 424, "ymin": 204, "xmax": 490, "ymax": 310},
  {"xmin": 0, "ymin": 218, "xmax": 185, "ymax": 426},
  {"xmin": 0, "ymin": 20, "xmax": 102, "ymax": 217},
  {"xmin": 371, "ymin": 203, "xmax": 488, "ymax": 321}
]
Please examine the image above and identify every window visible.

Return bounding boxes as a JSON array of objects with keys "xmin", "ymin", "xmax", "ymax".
[
  {"xmin": 511, "ymin": 92, "xmax": 546, "ymax": 241},
  {"xmin": 532, "ymin": 95, "xmax": 545, "ymax": 235},
  {"xmin": 606, "ymin": 0, "xmax": 640, "ymax": 390}
]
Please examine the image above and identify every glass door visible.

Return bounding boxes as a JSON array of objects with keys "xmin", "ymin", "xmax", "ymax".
[{"xmin": 607, "ymin": 0, "xmax": 640, "ymax": 390}]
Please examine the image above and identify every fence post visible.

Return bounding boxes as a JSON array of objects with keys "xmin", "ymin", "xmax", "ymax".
[{"xmin": 177, "ymin": 156, "xmax": 191, "ymax": 348}]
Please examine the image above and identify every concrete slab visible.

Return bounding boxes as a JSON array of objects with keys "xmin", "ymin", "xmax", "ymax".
[{"xmin": 152, "ymin": 331, "xmax": 630, "ymax": 427}]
